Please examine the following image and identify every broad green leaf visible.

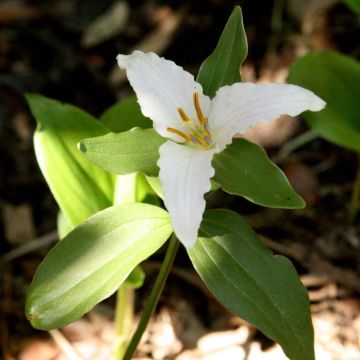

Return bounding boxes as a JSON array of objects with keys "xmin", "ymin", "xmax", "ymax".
[
  {"xmin": 212, "ymin": 139, "xmax": 305, "ymax": 208},
  {"xmin": 100, "ymin": 96, "xmax": 152, "ymax": 133},
  {"xmin": 27, "ymin": 94, "xmax": 115, "ymax": 227},
  {"xmin": 287, "ymin": 51, "xmax": 360, "ymax": 153},
  {"xmin": 188, "ymin": 210, "xmax": 314, "ymax": 360},
  {"xmin": 197, "ymin": 5, "xmax": 248, "ymax": 98},
  {"xmin": 26, "ymin": 203, "xmax": 172, "ymax": 330},
  {"xmin": 79, "ymin": 128, "xmax": 165, "ymax": 176},
  {"xmin": 343, "ymin": 0, "xmax": 360, "ymax": 15}
]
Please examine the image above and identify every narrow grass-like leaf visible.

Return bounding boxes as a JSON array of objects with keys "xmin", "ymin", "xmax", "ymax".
[
  {"xmin": 26, "ymin": 203, "xmax": 172, "ymax": 330},
  {"xmin": 197, "ymin": 6, "xmax": 248, "ymax": 97},
  {"xmin": 288, "ymin": 51, "xmax": 360, "ymax": 153},
  {"xmin": 212, "ymin": 139, "xmax": 305, "ymax": 208},
  {"xmin": 188, "ymin": 210, "xmax": 314, "ymax": 360},
  {"xmin": 80, "ymin": 128, "xmax": 165, "ymax": 176}
]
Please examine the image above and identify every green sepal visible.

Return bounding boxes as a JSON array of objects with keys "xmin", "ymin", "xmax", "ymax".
[{"xmin": 79, "ymin": 128, "xmax": 165, "ymax": 177}]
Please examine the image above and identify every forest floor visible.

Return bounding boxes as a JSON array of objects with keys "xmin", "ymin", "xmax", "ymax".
[{"xmin": 1, "ymin": 0, "xmax": 360, "ymax": 359}]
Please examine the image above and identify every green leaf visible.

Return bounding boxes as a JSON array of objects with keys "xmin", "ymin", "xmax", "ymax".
[
  {"xmin": 57, "ymin": 212, "xmax": 72, "ymax": 240},
  {"xmin": 27, "ymin": 94, "xmax": 115, "ymax": 227},
  {"xmin": 197, "ymin": 5, "xmax": 248, "ymax": 98},
  {"xmin": 146, "ymin": 176, "xmax": 164, "ymax": 200},
  {"xmin": 26, "ymin": 203, "xmax": 172, "ymax": 330},
  {"xmin": 80, "ymin": 128, "xmax": 165, "ymax": 176},
  {"xmin": 212, "ymin": 139, "xmax": 305, "ymax": 208},
  {"xmin": 100, "ymin": 96, "xmax": 152, "ymax": 133},
  {"xmin": 343, "ymin": 0, "xmax": 360, "ymax": 15},
  {"xmin": 188, "ymin": 210, "xmax": 314, "ymax": 360},
  {"xmin": 287, "ymin": 51, "xmax": 360, "ymax": 153},
  {"xmin": 124, "ymin": 266, "xmax": 145, "ymax": 289}
]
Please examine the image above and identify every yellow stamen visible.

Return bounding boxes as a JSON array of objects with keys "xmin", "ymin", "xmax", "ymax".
[
  {"xmin": 192, "ymin": 133, "xmax": 210, "ymax": 148},
  {"xmin": 193, "ymin": 92, "xmax": 207, "ymax": 125},
  {"xmin": 178, "ymin": 108, "xmax": 190, "ymax": 123},
  {"xmin": 167, "ymin": 127, "xmax": 191, "ymax": 141}
]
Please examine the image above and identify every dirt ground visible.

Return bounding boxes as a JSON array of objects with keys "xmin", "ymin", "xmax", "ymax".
[{"xmin": 1, "ymin": 0, "xmax": 360, "ymax": 359}]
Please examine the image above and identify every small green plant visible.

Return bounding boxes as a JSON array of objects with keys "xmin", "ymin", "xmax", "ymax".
[
  {"xmin": 288, "ymin": 50, "xmax": 360, "ymax": 222},
  {"xmin": 26, "ymin": 6, "xmax": 325, "ymax": 360}
]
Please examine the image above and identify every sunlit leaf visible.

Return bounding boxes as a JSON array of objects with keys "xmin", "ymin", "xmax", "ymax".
[
  {"xmin": 26, "ymin": 203, "xmax": 172, "ymax": 330},
  {"xmin": 27, "ymin": 94, "xmax": 115, "ymax": 227}
]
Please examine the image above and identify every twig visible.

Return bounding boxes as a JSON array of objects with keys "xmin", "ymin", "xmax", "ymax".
[
  {"xmin": 49, "ymin": 329, "xmax": 83, "ymax": 360},
  {"xmin": 2, "ymin": 230, "xmax": 58, "ymax": 262},
  {"xmin": 348, "ymin": 154, "xmax": 360, "ymax": 223},
  {"xmin": 0, "ymin": 266, "xmax": 14, "ymax": 360},
  {"xmin": 275, "ymin": 129, "xmax": 319, "ymax": 163}
]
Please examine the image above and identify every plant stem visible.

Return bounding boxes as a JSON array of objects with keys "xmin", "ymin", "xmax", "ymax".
[
  {"xmin": 276, "ymin": 129, "xmax": 318, "ymax": 163},
  {"xmin": 123, "ymin": 235, "xmax": 179, "ymax": 360},
  {"xmin": 348, "ymin": 155, "xmax": 360, "ymax": 223},
  {"xmin": 113, "ymin": 285, "xmax": 135, "ymax": 360},
  {"xmin": 267, "ymin": 0, "xmax": 285, "ymax": 53}
]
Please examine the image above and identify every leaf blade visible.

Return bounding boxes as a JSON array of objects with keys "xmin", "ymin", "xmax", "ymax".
[
  {"xmin": 100, "ymin": 96, "xmax": 152, "ymax": 133},
  {"xmin": 27, "ymin": 94, "xmax": 115, "ymax": 227},
  {"xmin": 287, "ymin": 51, "xmax": 360, "ymax": 153},
  {"xmin": 188, "ymin": 210, "xmax": 314, "ymax": 360},
  {"xmin": 79, "ymin": 128, "xmax": 165, "ymax": 176},
  {"xmin": 26, "ymin": 203, "xmax": 172, "ymax": 330},
  {"xmin": 212, "ymin": 139, "xmax": 305, "ymax": 208},
  {"xmin": 197, "ymin": 5, "xmax": 248, "ymax": 97}
]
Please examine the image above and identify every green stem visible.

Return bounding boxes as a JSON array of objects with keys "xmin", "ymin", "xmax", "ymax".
[
  {"xmin": 348, "ymin": 155, "xmax": 360, "ymax": 223},
  {"xmin": 276, "ymin": 129, "xmax": 319, "ymax": 163},
  {"xmin": 114, "ymin": 285, "xmax": 135, "ymax": 360},
  {"xmin": 123, "ymin": 235, "xmax": 179, "ymax": 360},
  {"xmin": 267, "ymin": 0, "xmax": 285, "ymax": 53}
]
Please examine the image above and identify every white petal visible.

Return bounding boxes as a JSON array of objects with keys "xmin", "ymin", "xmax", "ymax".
[
  {"xmin": 208, "ymin": 83, "xmax": 326, "ymax": 149},
  {"xmin": 117, "ymin": 51, "xmax": 211, "ymax": 142},
  {"xmin": 158, "ymin": 141, "xmax": 216, "ymax": 248}
]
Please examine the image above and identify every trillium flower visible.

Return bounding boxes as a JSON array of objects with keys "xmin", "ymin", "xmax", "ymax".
[{"xmin": 117, "ymin": 50, "xmax": 325, "ymax": 248}]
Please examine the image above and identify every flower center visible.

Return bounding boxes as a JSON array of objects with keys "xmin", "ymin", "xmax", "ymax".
[{"xmin": 167, "ymin": 92, "xmax": 212, "ymax": 149}]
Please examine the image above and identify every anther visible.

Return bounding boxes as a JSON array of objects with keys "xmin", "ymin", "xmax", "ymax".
[
  {"xmin": 193, "ymin": 92, "xmax": 207, "ymax": 125},
  {"xmin": 167, "ymin": 127, "xmax": 191, "ymax": 142},
  {"xmin": 178, "ymin": 108, "xmax": 190, "ymax": 123}
]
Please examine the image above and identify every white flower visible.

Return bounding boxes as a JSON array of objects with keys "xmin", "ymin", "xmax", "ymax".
[{"xmin": 117, "ymin": 51, "xmax": 325, "ymax": 248}]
